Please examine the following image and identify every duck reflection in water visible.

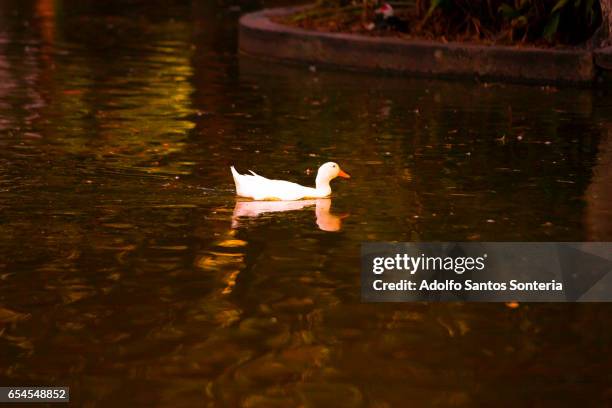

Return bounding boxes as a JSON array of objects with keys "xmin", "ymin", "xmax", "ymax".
[{"xmin": 231, "ymin": 198, "xmax": 348, "ymax": 231}]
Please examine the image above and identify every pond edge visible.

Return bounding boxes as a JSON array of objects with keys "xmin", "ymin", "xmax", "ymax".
[{"xmin": 239, "ymin": 6, "xmax": 610, "ymax": 85}]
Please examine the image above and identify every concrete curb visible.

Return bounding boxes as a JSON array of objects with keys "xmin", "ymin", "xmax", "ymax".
[
  {"xmin": 594, "ymin": 46, "xmax": 612, "ymax": 70},
  {"xmin": 239, "ymin": 6, "xmax": 599, "ymax": 84}
]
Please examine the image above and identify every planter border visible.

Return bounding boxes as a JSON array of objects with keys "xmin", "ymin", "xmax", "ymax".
[{"xmin": 239, "ymin": 6, "xmax": 603, "ymax": 84}]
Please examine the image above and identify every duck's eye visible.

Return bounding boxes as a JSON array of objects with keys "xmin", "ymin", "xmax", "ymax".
[{"xmin": 332, "ymin": 165, "xmax": 336, "ymax": 168}]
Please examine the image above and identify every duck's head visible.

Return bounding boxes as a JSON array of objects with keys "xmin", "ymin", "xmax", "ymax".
[{"xmin": 316, "ymin": 162, "xmax": 351, "ymax": 184}]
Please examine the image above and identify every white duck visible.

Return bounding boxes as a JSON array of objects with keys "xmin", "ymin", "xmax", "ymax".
[{"xmin": 230, "ymin": 162, "xmax": 350, "ymax": 201}]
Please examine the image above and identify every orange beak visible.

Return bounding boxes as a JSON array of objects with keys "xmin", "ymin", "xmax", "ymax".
[{"xmin": 338, "ymin": 168, "xmax": 351, "ymax": 179}]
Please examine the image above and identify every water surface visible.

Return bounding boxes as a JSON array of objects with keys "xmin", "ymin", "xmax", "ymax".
[{"xmin": 0, "ymin": 0, "xmax": 611, "ymax": 406}]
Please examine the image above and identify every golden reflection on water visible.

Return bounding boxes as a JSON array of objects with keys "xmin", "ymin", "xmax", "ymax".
[
  {"xmin": 30, "ymin": 16, "xmax": 196, "ymax": 177},
  {"xmin": 197, "ymin": 228, "xmax": 246, "ymax": 298}
]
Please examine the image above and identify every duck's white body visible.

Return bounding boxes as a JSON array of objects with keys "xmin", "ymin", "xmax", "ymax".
[{"xmin": 230, "ymin": 162, "xmax": 350, "ymax": 201}]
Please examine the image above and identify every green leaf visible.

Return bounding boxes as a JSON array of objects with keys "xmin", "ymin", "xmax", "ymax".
[
  {"xmin": 551, "ymin": 0, "xmax": 569, "ymax": 13},
  {"xmin": 426, "ymin": 0, "xmax": 442, "ymax": 15},
  {"xmin": 513, "ymin": 15, "xmax": 528, "ymax": 27},
  {"xmin": 543, "ymin": 12, "xmax": 560, "ymax": 41},
  {"xmin": 498, "ymin": 4, "xmax": 519, "ymax": 18},
  {"xmin": 586, "ymin": 0, "xmax": 595, "ymax": 23},
  {"xmin": 424, "ymin": 0, "xmax": 443, "ymax": 21}
]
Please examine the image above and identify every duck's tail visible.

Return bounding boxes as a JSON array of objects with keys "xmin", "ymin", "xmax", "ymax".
[{"xmin": 230, "ymin": 166, "xmax": 241, "ymax": 195}]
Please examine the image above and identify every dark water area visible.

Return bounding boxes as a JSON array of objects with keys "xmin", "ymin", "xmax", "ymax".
[{"xmin": 0, "ymin": 0, "xmax": 611, "ymax": 406}]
